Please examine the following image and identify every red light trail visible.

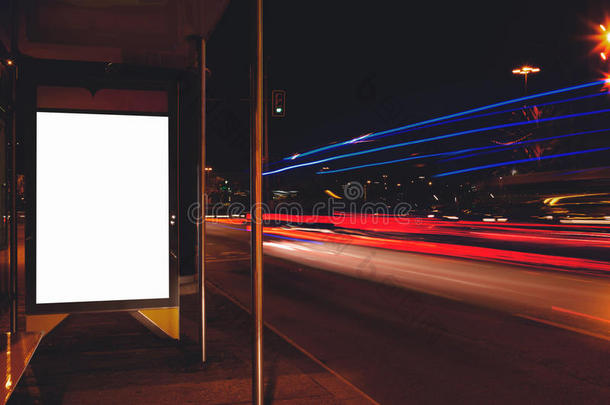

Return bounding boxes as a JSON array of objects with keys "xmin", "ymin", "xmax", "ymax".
[{"xmin": 207, "ymin": 215, "xmax": 610, "ymax": 275}]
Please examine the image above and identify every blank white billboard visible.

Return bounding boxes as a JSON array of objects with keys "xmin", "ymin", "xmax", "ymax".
[{"xmin": 36, "ymin": 112, "xmax": 169, "ymax": 304}]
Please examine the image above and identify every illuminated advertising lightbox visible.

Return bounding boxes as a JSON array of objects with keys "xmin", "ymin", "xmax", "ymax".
[{"xmin": 33, "ymin": 111, "xmax": 171, "ymax": 308}]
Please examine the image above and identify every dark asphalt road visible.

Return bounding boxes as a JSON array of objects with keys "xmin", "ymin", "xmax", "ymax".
[{"xmin": 205, "ymin": 222, "xmax": 610, "ymax": 404}]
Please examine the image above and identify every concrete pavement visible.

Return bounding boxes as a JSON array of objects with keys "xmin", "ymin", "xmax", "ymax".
[{"xmin": 6, "ymin": 285, "xmax": 372, "ymax": 404}]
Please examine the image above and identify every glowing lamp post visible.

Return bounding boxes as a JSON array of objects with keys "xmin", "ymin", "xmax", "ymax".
[
  {"xmin": 512, "ymin": 66, "xmax": 540, "ymax": 94},
  {"xmin": 599, "ymin": 24, "xmax": 610, "ymax": 61}
]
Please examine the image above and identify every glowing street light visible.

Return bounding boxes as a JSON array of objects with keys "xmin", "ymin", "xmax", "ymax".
[
  {"xmin": 592, "ymin": 23, "xmax": 610, "ymax": 90},
  {"xmin": 512, "ymin": 65, "xmax": 540, "ymax": 94},
  {"xmin": 596, "ymin": 24, "xmax": 610, "ymax": 61},
  {"xmin": 601, "ymin": 24, "xmax": 610, "ymax": 42}
]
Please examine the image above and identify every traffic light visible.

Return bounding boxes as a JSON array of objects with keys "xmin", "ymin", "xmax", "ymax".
[{"xmin": 271, "ymin": 89, "xmax": 286, "ymax": 117}]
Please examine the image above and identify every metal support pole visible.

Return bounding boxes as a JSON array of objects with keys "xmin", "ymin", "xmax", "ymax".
[
  {"xmin": 8, "ymin": 64, "xmax": 17, "ymax": 334},
  {"xmin": 252, "ymin": 0, "xmax": 264, "ymax": 403},
  {"xmin": 198, "ymin": 37, "xmax": 207, "ymax": 364},
  {"xmin": 8, "ymin": 0, "xmax": 18, "ymax": 334}
]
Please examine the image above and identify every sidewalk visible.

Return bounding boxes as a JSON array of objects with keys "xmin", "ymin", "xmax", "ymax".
[{"xmin": 5, "ymin": 279, "xmax": 372, "ymax": 404}]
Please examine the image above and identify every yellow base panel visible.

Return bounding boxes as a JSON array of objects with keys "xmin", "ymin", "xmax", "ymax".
[
  {"xmin": 131, "ymin": 307, "xmax": 179, "ymax": 340},
  {"xmin": 25, "ymin": 314, "xmax": 69, "ymax": 335}
]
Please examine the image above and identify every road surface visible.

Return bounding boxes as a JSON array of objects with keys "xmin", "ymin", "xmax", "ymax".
[{"xmin": 205, "ymin": 220, "xmax": 610, "ymax": 404}]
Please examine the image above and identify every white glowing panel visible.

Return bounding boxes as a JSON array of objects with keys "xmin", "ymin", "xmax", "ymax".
[{"xmin": 36, "ymin": 112, "xmax": 169, "ymax": 304}]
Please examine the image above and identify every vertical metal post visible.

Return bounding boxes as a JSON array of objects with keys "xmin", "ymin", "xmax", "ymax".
[
  {"xmin": 198, "ymin": 37, "xmax": 207, "ymax": 364},
  {"xmin": 8, "ymin": 0, "xmax": 18, "ymax": 334},
  {"xmin": 252, "ymin": 0, "xmax": 264, "ymax": 403},
  {"xmin": 8, "ymin": 64, "xmax": 17, "ymax": 334}
]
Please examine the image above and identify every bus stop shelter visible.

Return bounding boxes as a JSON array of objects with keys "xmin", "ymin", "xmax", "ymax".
[{"xmin": 0, "ymin": 1, "xmax": 268, "ymax": 403}]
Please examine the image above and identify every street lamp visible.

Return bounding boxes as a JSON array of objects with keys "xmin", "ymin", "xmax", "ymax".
[
  {"xmin": 599, "ymin": 24, "xmax": 610, "ymax": 61},
  {"xmin": 601, "ymin": 24, "xmax": 610, "ymax": 41},
  {"xmin": 512, "ymin": 65, "xmax": 540, "ymax": 94},
  {"xmin": 591, "ymin": 23, "xmax": 610, "ymax": 90}
]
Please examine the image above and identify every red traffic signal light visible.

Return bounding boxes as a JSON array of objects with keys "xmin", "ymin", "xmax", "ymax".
[{"xmin": 271, "ymin": 89, "xmax": 286, "ymax": 117}]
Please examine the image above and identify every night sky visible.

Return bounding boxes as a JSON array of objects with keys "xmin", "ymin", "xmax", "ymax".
[{"xmin": 205, "ymin": 0, "xmax": 608, "ymax": 175}]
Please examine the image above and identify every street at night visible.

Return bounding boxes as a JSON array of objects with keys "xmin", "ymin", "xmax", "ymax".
[
  {"xmin": 205, "ymin": 219, "xmax": 610, "ymax": 404},
  {"xmin": 3, "ymin": 0, "xmax": 610, "ymax": 404}
]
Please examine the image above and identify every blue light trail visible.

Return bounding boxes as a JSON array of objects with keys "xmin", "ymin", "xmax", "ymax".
[
  {"xmin": 316, "ymin": 151, "xmax": 470, "ymax": 174},
  {"xmin": 316, "ymin": 128, "xmax": 610, "ymax": 174},
  {"xmin": 432, "ymin": 147, "xmax": 610, "ymax": 178},
  {"xmin": 282, "ymin": 80, "xmax": 606, "ymax": 161},
  {"xmin": 440, "ymin": 128, "xmax": 610, "ymax": 162},
  {"xmin": 370, "ymin": 91, "xmax": 609, "ymax": 142},
  {"xmin": 263, "ymin": 108, "xmax": 610, "ymax": 176}
]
